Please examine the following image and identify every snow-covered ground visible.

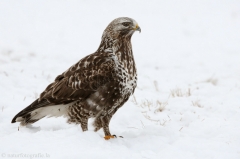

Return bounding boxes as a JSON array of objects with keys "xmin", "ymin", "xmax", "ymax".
[{"xmin": 1, "ymin": 1, "xmax": 240, "ymax": 159}]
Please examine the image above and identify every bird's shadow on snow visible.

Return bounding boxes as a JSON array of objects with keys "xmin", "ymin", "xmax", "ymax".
[
  {"xmin": 18, "ymin": 125, "xmax": 41, "ymax": 133},
  {"xmin": 20, "ymin": 124, "xmax": 74, "ymax": 132},
  {"xmin": 12, "ymin": 125, "xmax": 41, "ymax": 133}
]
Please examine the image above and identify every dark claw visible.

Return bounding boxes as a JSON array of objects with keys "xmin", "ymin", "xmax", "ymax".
[{"xmin": 112, "ymin": 134, "xmax": 123, "ymax": 138}]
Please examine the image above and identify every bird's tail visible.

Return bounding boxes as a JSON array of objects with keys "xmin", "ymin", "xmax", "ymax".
[{"xmin": 11, "ymin": 99, "xmax": 70, "ymax": 126}]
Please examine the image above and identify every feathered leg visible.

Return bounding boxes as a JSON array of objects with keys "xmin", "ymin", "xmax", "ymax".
[
  {"xmin": 100, "ymin": 115, "xmax": 111, "ymax": 136},
  {"xmin": 80, "ymin": 115, "xmax": 88, "ymax": 131},
  {"xmin": 93, "ymin": 107, "xmax": 120, "ymax": 140},
  {"xmin": 68, "ymin": 101, "xmax": 89, "ymax": 132}
]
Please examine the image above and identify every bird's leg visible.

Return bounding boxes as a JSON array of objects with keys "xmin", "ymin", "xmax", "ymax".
[
  {"xmin": 93, "ymin": 111, "xmax": 113, "ymax": 133},
  {"xmin": 102, "ymin": 107, "xmax": 123, "ymax": 140},
  {"xmin": 93, "ymin": 112, "xmax": 114, "ymax": 133},
  {"xmin": 79, "ymin": 114, "xmax": 88, "ymax": 132},
  {"xmin": 93, "ymin": 117, "xmax": 102, "ymax": 132},
  {"xmin": 68, "ymin": 102, "xmax": 88, "ymax": 131},
  {"xmin": 93, "ymin": 107, "xmax": 123, "ymax": 140},
  {"xmin": 100, "ymin": 114, "xmax": 115, "ymax": 140}
]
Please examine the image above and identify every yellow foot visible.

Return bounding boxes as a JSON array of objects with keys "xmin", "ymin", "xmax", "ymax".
[{"xmin": 104, "ymin": 135, "xmax": 116, "ymax": 140}]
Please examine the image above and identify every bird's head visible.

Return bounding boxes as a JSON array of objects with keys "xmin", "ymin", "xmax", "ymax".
[{"xmin": 103, "ymin": 17, "xmax": 141, "ymax": 39}]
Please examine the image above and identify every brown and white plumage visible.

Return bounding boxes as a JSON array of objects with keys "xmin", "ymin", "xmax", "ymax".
[{"xmin": 11, "ymin": 17, "xmax": 140, "ymax": 139}]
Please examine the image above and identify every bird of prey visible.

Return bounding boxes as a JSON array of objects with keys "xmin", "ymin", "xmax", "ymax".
[{"xmin": 12, "ymin": 17, "xmax": 140, "ymax": 140}]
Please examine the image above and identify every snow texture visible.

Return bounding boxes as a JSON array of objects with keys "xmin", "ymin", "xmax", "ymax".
[{"xmin": 0, "ymin": 0, "xmax": 240, "ymax": 159}]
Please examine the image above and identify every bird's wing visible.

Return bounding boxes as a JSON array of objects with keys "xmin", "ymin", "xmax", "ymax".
[
  {"xmin": 39, "ymin": 53, "xmax": 116, "ymax": 105},
  {"xmin": 11, "ymin": 53, "xmax": 116, "ymax": 123}
]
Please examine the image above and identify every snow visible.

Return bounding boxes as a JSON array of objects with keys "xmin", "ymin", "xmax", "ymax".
[{"xmin": 1, "ymin": 0, "xmax": 240, "ymax": 158}]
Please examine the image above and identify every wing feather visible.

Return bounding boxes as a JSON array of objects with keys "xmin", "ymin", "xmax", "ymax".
[{"xmin": 39, "ymin": 53, "xmax": 116, "ymax": 105}]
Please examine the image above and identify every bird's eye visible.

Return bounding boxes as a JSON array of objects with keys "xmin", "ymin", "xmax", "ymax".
[{"xmin": 122, "ymin": 22, "xmax": 130, "ymax": 27}]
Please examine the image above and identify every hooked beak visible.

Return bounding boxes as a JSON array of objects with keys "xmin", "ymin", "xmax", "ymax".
[{"xmin": 133, "ymin": 24, "xmax": 141, "ymax": 33}]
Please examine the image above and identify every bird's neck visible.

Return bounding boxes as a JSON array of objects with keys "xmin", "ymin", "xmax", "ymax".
[{"xmin": 97, "ymin": 35, "xmax": 136, "ymax": 75}]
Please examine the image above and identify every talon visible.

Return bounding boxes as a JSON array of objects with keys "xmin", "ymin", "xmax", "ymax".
[{"xmin": 104, "ymin": 135, "xmax": 116, "ymax": 140}]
